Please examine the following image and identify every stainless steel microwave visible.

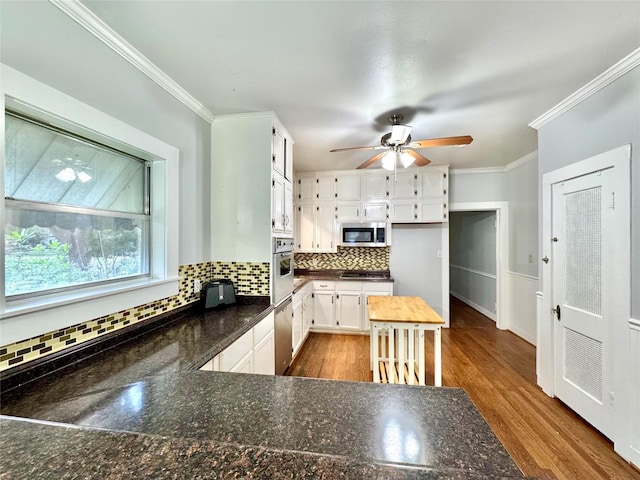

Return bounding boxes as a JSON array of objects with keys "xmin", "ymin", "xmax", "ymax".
[{"xmin": 339, "ymin": 222, "xmax": 387, "ymax": 247}]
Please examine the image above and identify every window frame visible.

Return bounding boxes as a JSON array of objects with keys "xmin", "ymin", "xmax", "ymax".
[{"xmin": 0, "ymin": 64, "xmax": 179, "ymax": 345}]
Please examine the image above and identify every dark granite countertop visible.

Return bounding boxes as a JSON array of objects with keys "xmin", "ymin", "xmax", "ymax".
[
  {"xmin": 0, "ymin": 295, "xmax": 527, "ymax": 479},
  {"xmin": 2, "ymin": 372, "xmax": 525, "ymax": 479}
]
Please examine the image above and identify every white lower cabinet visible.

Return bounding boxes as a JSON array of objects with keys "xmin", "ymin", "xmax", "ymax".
[
  {"xmin": 335, "ymin": 284, "xmax": 361, "ymax": 331},
  {"xmin": 292, "ymin": 282, "xmax": 314, "ymax": 359},
  {"xmin": 313, "ymin": 289, "xmax": 335, "ymax": 328},
  {"xmin": 200, "ymin": 311, "xmax": 275, "ymax": 375},
  {"xmin": 310, "ymin": 281, "xmax": 393, "ymax": 333},
  {"xmin": 292, "ymin": 297, "xmax": 304, "ymax": 356}
]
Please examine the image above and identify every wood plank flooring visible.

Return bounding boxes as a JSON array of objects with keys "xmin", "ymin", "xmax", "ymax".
[{"xmin": 286, "ymin": 296, "xmax": 640, "ymax": 480}]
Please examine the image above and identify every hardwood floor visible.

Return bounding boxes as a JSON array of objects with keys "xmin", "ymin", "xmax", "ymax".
[{"xmin": 287, "ymin": 296, "xmax": 640, "ymax": 480}]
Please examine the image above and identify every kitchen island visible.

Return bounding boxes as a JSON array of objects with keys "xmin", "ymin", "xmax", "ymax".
[{"xmin": 0, "ymin": 302, "xmax": 527, "ymax": 479}]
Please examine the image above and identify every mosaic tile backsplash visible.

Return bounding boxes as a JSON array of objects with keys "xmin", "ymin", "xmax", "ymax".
[
  {"xmin": 294, "ymin": 247, "xmax": 389, "ymax": 270},
  {"xmin": 0, "ymin": 260, "xmax": 270, "ymax": 372}
]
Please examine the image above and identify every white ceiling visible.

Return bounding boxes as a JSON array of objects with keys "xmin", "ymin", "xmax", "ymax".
[{"xmin": 7, "ymin": 1, "xmax": 640, "ymax": 172}]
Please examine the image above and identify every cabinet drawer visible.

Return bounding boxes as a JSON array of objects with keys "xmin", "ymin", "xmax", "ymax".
[
  {"xmin": 363, "ymin": 282, "xmax": 393, "ymax": 293},
  {"xmin": 313, "ymin": 281, "xmax": 335, "ymax": 290},
  {"xmin": 254, "ymin": 311, "xmax": 274, "ymax": 347},
  {"xmin": 219, "ymin": 329, "xmax": 253, "ymax": 371}
]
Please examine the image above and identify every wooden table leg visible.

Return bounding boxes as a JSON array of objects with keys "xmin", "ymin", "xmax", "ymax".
[
  {"xmin": 372, "ymin": 323, "xmax": 379, "ymax": 383},
  {"xmin": 434, "ymin": 326, "xmax": 442, "ymax": 387}
]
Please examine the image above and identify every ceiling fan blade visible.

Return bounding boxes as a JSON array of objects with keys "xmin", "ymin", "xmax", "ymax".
[
  {"xmin": 406, "ymin": 149, "xmax": 431, "ymax": 167},
  {"xmin": 330, "ymin": 145, "xmax": 386, "ymax": 153},
  {"xmin": 409, "ymin": 135, "xmax": 473, "ymax": 149},
  {"xmin": 356, "ymin": 151, "xmax": 387, "ymax": 169}
]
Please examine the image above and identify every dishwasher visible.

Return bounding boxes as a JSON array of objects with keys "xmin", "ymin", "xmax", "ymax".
[{"xmin": 274, "ymin": 297, "xmax": 293, "ymax": 375}]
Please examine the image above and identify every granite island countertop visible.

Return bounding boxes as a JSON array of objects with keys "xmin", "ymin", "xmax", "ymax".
[{"xmin": 0, "ymin": 297, "xmax": 529, "ymax": 479}]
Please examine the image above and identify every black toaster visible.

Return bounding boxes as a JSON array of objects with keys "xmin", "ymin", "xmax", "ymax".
[{"xmin": 201, "ymin": 279, "xmax": 236, "ymax": 308}]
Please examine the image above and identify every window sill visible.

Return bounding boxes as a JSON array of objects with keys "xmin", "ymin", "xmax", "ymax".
[{"xmin": 0, "ymin": 277, "xmax": 180, "ymax": 345}]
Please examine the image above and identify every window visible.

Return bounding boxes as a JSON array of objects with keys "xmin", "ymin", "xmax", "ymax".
[{"xmin": 4, "ymin": 112, "xmax": 150, "ymax": 298}]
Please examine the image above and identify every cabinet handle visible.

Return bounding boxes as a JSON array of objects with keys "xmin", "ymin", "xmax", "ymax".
[
  {"xmin": 358, "ymin": 297, "xmax": 361, "ymax": 305},
  {"xmin": 331, "ymin": 241, "xmax": 333, "ymax": 248},
  {"xmin": 336, "ymin": 294, "xmax": 339, "ymax": 299},
  {"xmin": 331, "ymin": 295, "xmax": 334, "ymax": 304},
  {"xmin": 364, "ymin": 208, "xmax": 367, "ymax": 217},
  {"xmin": 357, "ymin": 209, "xmax": 359, "ymax": 217},
  {"xmin": 319, "ymin": 284, "xmax": 327, "ymax": 287}
]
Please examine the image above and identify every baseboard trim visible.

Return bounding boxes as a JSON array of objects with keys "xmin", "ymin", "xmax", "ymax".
[{"xmin": 450, "ymin": 292, "xmax": 497, "ymax": 322}]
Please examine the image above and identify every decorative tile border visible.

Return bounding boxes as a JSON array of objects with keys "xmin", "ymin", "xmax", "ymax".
[
  {"xmin": 0, "ymin": 260, "xmax": 270, "ymax": 372},
  {"xmin": 294, "ymin": 247, "xmax": 389, "ymax": 270}
]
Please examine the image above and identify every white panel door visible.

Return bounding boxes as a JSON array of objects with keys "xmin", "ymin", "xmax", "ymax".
[
  {"xmin": 316, "ymin": 204, "xmax": 335, "ymax": 252},
  {"xmin": 272, "ymin": 175, "xmax": 284, "ymax": 233},
  {"xmin": 362, "ymin": 173, "xmax": 389, "ymax": 200},
  {"xmin": 552, "ymin": 168, "xmax": 620, "ymax": 439}
]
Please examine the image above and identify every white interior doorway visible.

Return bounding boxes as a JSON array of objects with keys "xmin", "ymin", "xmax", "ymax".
[{"xmin": 449, "ymin": 202, "xmax": 509, "ymax": 330}]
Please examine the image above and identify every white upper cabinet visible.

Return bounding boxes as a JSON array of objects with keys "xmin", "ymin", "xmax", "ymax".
[
  {"xmin": 316, "ymin": 175, "xmax": 334, "ymax": 201},
  {"xmin": 335, "ymin": 202, "xmax": 361, "ymax": 223},
  {"xmin": 295, "ymin": 203, "xmax": 335, "ymax": 252},
  {"xmin": 272, "ymin": 175, "xmax": 285, "ymax": 233},
  {"xmin": 284, "ymin": 181, "xmax": 293, "ymax": 235},
  {"xmin": 296, "ymin": 175, "xmax": 316, "ymax": 202},
  {"xmin": 391, "ymin": 172, "xmax": 418, "ymax": 199},
  {"xmin": 362, "ymin": 202, "xmax": 388, "ymax": 222},
  {"xmin": 335, "ymin": 174, "xmax": 360, "ymax": 201},
  {"xmin": 420, "ymin": 170, "xmax": 447, "ymax": 198},
  {"xmin": 285, "ymin": 136, "xmax": 293, "ymax": 181},
  {"xmin": 272, "ymin": 126, "xmax": 286, "ymax": 176},
  {"xmin": 362, "ymin": 172, "xmax": 390, "ymax": 200}
]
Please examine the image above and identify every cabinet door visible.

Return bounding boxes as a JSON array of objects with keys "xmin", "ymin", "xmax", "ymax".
[
  {"xmin": 272, "ymin": 127, "xmax": 285, "ymax": 176},
  {"xmin": 285, "ymin": 136, "xmax": 293, "ymax": 181},
  {"xmin": 284, "ymin": 181, "xmax": 293, "ymax": 235},
  {"xmin": 272, "ymin": 175, "xmax": 284, "ymax": 233},
  {"xmin": 253, "ymin": 330, "xmax": 275, "ymax": 375},
  {"xmin": 335, "ymin": 174, "xmax": 360, "ymax": 201},
  {"xmin": 316, "ymin": 204, "xmax": 335, "ymax": 252},
  {"xmin": 362, "ymin": 173, "xmax": 389, "ymax": 200},
  {"xmin": 219, "ymin": 329, "xmax": 253, "ymax": 371},
  {"xmin": 292, "ymin": 300, "xmax": 304, "ymax": 356},
  {"xmin": 419, "ymin": 200, "xmax": 447, "ymax": 223},
  {"xmin": 336, "ymin": 290, "xmax": 361, "ymax": 331},
  {"xmin": 302, "ymin": 290, "xmax": 313, "ymax": 338},
  {"xmin": 390, "ymin": 202, "xmax": 418, "ymax": 222},
  {"xmin": 295, "ymin": 204, "xmax": 315, "ymax": 252},
  {"xmin": 420, "ymin": 170, "xmax": 446, "ymax": 199},
  {"xmin": 313, "ymin": 291, "xmax": 335, "ymax": 328},
  {"xmin": 297, "ymin": 176, "xmax": 315, "ymax": 202},
  {"xmin": 391, "ymin": 172, "xmax": 418, "ymax": 199},
  {"xmin": 316, "ymin": 175, "xmax": 334, "ymax": 201},
  {"xmin": 363, "ymin": 202, "xmax": 388, "ymax": 222},
  {"xmin": 230, "ymin": 350, "xmax": 254, "ymax": 374},
  {"xmin": 335, "ymin": 202, "xmax": 361, "ymax": 223}
]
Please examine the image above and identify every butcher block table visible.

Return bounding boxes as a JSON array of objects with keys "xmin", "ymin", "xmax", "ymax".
[{"xmin": 368, "ymin": 296, "xmax": 445, "ymax": 386}]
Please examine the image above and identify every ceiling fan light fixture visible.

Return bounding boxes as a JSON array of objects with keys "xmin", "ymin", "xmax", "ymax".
[
  {"xmin": 381, "ymin": 151, "xmax": 395, "ymax": 171},
  {"xmin": 400, "ymin": 151, "xmax": 414, "ymax": 168},
  {"xmin": 389, "ymin": 124, "xmax": 412, "ymax": 145},
  {"xmin": 77, "ymin": 170, "xmax": 93, "ymax": 183}
]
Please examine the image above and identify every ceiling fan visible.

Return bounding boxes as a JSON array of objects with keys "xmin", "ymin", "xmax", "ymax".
[{"xmin": 330, "ymin": 114, "xmax": 473, "ymax": 170}]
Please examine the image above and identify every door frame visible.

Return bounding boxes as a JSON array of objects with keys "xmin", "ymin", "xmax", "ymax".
[
  {"xmin": 449, "ymin": 202, "xmax": 510, "ymax": 331},
  {"xmin": 538, "ymin": 145, "xmax": 631, "ymax": 400}
]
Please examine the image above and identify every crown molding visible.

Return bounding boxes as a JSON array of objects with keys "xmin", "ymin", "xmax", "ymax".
[
  {"xmin": 450, "ymin": 166, "xmax": 506, "ymax": 175},
  {"xmin": 505, "ymin": 151, "xmax": 537, "ymax": 171},
  {"xmin": 451, "ymin": 151, "xmax": 537, "ymax": 175},
  {"xmin": 49, "ymin": 0, "xmax": 215, "ymax": 124},
  {"xmin": 529, "ymin": 47, "xmax": 640, "ymax": 130}
]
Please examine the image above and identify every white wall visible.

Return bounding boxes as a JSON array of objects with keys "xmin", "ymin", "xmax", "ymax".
[
  {"xmin": 506, "ymin": 157, "xmax": 538, "ymax": 277},
  {"xmin": 389, "ymin": 224, "xmax": 447, "ymax": 323},
  {"xmin": 0, "ymin": 1, "xmax": 212, "ymax": 265}
]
